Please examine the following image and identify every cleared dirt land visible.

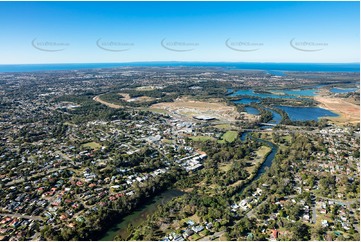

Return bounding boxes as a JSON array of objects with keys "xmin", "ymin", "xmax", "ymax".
[
  {"xmin": 315, "ymin": 95, "xmax": 360, "ymax": 124},
  {"xmin": 119, "ymin": 93, "xmax": 155, "ymax": 103},
  {"xmin": 93, "ymin": 96, "xmax": 122, "ymax": 109},
  {"xmin": 150, "ymin": 97, "xmax": 239, "ymax": 122},
  {"xmin": 94, "ymin": 94, "xmax": 155, "ymax": 108}
]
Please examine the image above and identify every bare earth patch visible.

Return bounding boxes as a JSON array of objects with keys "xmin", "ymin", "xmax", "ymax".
[
  {"xmin": 135, "ymin": 85, "xmax": 162, "ymax": 91},
  {"xmin": 314, "ymin": 95, "xmax": 360, "ymax": 124},
  {"xmin": 150, "ymin": 97, "xmax": 239, "ymax": 122},
  {"xmin": 93, "ymin": 96, "xmax": 122, "ymax": 109},
  {"xmin": 118, "ymin": 93, "xmax": 131, "ymax": 101},
  {"xmin": 118, "ymin": 93, "xmax": 155, "ymax": 103}
]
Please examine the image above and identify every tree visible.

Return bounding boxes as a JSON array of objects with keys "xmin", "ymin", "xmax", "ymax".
[
  {"xmin": 291, "ymin": 222, "xmax": 310, "ymax": 240},
  {"xmin": 311, "ymin": 224, "xmax": 325, "ymax": 240}
]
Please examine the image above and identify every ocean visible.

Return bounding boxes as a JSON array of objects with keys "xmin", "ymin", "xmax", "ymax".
[{"xmin": 0, "ymin": 62, "xmax": 359, "ymax": 73}]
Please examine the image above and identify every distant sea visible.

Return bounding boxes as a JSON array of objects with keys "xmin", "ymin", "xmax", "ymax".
[{"xmin": 0, "ymin": 62, "xmax": 359, "ymax": 73}]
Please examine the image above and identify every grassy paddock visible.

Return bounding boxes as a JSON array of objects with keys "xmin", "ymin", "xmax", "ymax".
[
  {"xmin": 218, "ymin": 131, "xmax": 238, "ymax": 143},
  {"xmin": 190, "ymin": 136, "xmax": 215, "ymax": 142},
  {"xmin": 81, "ymin": 141, "xmax": 102, "ymax": 150}
]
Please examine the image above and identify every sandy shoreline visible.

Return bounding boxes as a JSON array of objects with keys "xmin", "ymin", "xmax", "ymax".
[{"xmin": 314, "ymin": 95, "xmax": 360, "ymax": 124}]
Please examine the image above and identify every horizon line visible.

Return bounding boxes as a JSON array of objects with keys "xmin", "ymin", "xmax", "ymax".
[{"xmin": 0, "ymin": 61, "xmax": 360, "ymax": 66}]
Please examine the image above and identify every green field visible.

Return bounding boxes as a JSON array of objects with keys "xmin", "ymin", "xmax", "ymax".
[
  {"xmin": 256, "ymin": 145, "xmax": 272, "ymax": 158},
  {"xmin": 218, "ymin": 131, "xmax": 238, "ymax": 143},
  {"xmin": 190, "ymin": 136, "xmax": 215, "ymax": 142},
  {"xmin": 81, "ymin": 141, "xmax": 102, "ymax": 150}
]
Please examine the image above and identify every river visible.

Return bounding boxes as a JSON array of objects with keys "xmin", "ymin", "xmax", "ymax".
[
  {"xmin": 249, "ymin": 135, "xmax": 278, "ymax": 181},
  {"xmin": 240, "ymin": 131, "xmax": 278, "ymax": 182},
  {"xmin": 100, "ymin": 132, "xmax": 277, "ymax": 241},
  {"xmin": 101, "ymin": 125, "xmax": 278, "ymax": 241},
  {"xmin": 99, "ymin": 131, "xmax": 278, "ymax": 241},
  {"xmin": 99, "ymin": 189, "xmax": 184, "ymax": 241}
]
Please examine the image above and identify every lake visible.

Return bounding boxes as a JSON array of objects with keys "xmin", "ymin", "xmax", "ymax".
[
  {"xmin": 276, "ymin": 106, "xmax": 338, "ymax": 121},
  {"xmin": 245, "ymin": 107, "xmax": 260, "ymax": 115},
  {"xmin": 233, "ymin": 98, "xmax": 260, "ymax": 104},
  {"xmin": 278, "ymin": 89, "xmax": 318, "ymax": 97},
  {"xmin": 330, "ymin": 87, "xmax": 358, "ymax": 93},
  {"xmin": 229, "ymin": 88, "xmax": 318, "ymax": 99},
  {"xmin": 99, "ymin": 189, "xmax": 184, "ymax": 241},
  {"xmin": 230, "ymin": 87, "xmax": 340, "ymax": 121},
  {"xmin": 229, "ymin": 89, "xmax": 295, "ymax": 99}
]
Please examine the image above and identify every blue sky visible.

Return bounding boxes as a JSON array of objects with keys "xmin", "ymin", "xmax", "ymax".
[{"xmin": 0, "ymin": 1, "xmax": 359, "ymax": 64}]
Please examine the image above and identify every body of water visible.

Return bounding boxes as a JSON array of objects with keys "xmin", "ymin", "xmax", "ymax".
[
  {"xmin": 267, "ymin": 70, "xmax": 285, "ymax": 76},
  {"xmin": 330, "ymin": 87, "xmax": 358, "ymax": 93},
  {"xmin": 239, "ymin": 132, "xmax": 278, "ymax": 184},
  {"xmin": 230, "ymin": 87, "xmax": 338, "ymax": 121},
  {"xmin": 224, "ymin": 62, "xmax": 360, "ymax": 73},
  {"xmin": 252, "ymin": 137, "xmax": 278, "ymax": 181},
  {"xmin": 99, "ymin": 189, "xmax": 184, "ymax": 241},
  {"xmin": 280, "ymin": 89, "xmax": 318, "ymax": 97},
  {"xmin": 265, "ymin": 108, "xmax": 282, "ymax": 124},
  {"xmin": 229, "ymin": 89, "xmax": 297, "ymax": 99},
  {"xmin": 0, "ymin": 62, "xmax": 359, "ymax": 73},
  {"xmin": 229, "ymin": 88, "xmax": 318, "ymax": 99},
  {"xmin": 276, "ymin": 106, "xmax": 338, "ymax": 121},
  {"xmin": 233, "ymin": 98, "xmax": 260, "ymax": 104},
  {"xmin": 245, "ymin": 106, "xmax": 260, "ymax": 115},
  {"xmin": 240, "ymin": 132, "xmax": 248, "ymax": 141}
]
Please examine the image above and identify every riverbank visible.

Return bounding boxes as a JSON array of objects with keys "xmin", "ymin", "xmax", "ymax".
[
  {"xmin": 235, "ymin": 132, "xmax": 278, "ymax": 195},
  {"xmin": 314, "ymin": 95, "xmax": 360, "ymax": 124},
  {"xmin": 99, "ymin": 189, "xmax": 184, "ymax": 241}
]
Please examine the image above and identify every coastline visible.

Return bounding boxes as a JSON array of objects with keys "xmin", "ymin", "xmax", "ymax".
[{"xmin": 0, "ymin": 62, "xmax": 359, "ymax": 73}]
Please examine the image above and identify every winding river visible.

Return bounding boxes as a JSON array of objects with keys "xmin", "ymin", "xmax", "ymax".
[
  {"xmin": 99, "ymin": 189, "xmax": 184, "ymax": 241},
  {"xmin": 101, "ymin": 105, "xmax": 280, "ymax": 241},
  {"xmin": 99, "ymin": 132, "xmax": 278, "ymax": 241},
  {"xmin": 240, "ymin": 132, "xmax": 278, "ymax": 182}
]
